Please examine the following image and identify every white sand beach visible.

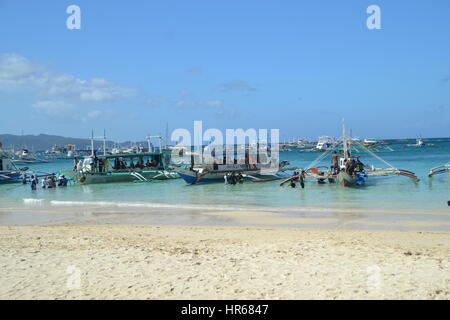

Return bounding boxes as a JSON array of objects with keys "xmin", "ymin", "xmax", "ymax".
[{"xmin": 0, "ymin": 224, "xmax": 449, "ymax": 300}]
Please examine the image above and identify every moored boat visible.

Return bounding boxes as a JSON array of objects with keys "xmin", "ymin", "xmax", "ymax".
[
  {"xmin": 64, "ymin": 151, "xmax": 178, "ymax": 184},
  {"xmin": 0, "ymin": 146, "xmax": 23, "ymax": 183},
  {"xmin": 174, "ymin": 144, "xmax": 289, "ymax": 184},
  {"xmin": 281, "ymin": 121, "xmax": 420, "ymax": 188},
  {"xmin": 63, "ymin": 134, "xmax": 178, "ymax": 184}
]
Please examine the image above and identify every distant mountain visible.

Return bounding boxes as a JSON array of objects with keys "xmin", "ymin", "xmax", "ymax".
[
  {"xmin": 0, "ymin": 133, "xmax": 166, "ymax": 152},
  {"xmin": 0, "ymin": 134, "xmax": 117, "ymax": 151}
]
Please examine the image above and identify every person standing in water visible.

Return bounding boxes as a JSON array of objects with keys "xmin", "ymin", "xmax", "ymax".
[
  {"xmin": 30, "ymin": 175, "xmax": 38, "ymax": 190},
  {"xmin": 331, "ymin": 151, "xmax": 339, "ymax": 174}
]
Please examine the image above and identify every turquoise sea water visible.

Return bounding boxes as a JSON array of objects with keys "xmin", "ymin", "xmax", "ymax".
[{"xmin": 1, "ymin": 138, "xmax": 449, "ymax": 229}]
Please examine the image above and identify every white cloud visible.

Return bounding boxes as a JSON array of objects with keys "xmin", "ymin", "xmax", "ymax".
[
  {"xmin": 80, "ymin": 90, "xmax": 115, "ymax": 102},
  {"xmin": 175, "ymin": 99, "xmax": 195, "ymax": 108},
  {"xmin": 179, "ymin": 89, "xmax": 192, "ymax": 96},
  {"xmin": 175, "ymin": 99, "xmax": 224, "ymax": 109},
  {"xmin": 173, "ymin": 97, "xmax": 239, "ymax": 118},
  {"xmin": 0, "ymin": 53, "xmax": 135, "ymax": 122},
  {"xmin": 32, "ymin": 100, "xmax": 74, "ymax": 116},
  {"xmin": 144, "ymin": 96, "xmax": 163, "ymax": 108},
  {"xmin": 219, "ymin": 80, "xmax": 256, "ymax": 93},
  {"xmin": 81, "ymin": 110, "xmax": 104, "ymax": 123},
  {"xmin": 205, "ymin": 100, "xmax": 224, "ymax": 108},
  {"xmin": 186, "ymin": 67, "xmax": 203, "ymax": 76},
  {"xmin": 0, "ymin": 53, "xmax": 40, "ymax": 82},
  {"xmin": 0, "ymin": 53, "xmax": 134, "ymax": 104}
]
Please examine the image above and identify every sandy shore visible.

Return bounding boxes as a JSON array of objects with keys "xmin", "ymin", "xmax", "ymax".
[{"xmin": 0, "ymin": 225, "xmax": 449, "ymax": 300}]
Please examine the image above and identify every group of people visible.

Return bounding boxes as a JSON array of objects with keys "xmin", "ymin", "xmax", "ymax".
[
  {"xmin": 224, "ymin": 172, "xmax": 244, "ymax": 185},
  {"xmin": 24, "ymin": 174, "xmax": 68, "ymax": 190},
  {"xmin": 112, "ymin": 157, "xmax": 160, "ymax": 171},
  {"xmin": 345, "ymin": 158, "xmax": 364, "ymax": 175},
  {"xmin": 289, "ymin": 170, "xmax": 306, "ymax": 188},
  {"xmin": 72, "ymin": 154, "xmax": 162, "ymax": 173},
  {"xmin": 331, "ymin": 151, "xmax": 365, "ymax": 175}
]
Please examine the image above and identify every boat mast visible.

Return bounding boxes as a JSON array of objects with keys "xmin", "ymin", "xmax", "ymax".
[
  {"xmin": 342, "ymin": 119, "xmax": 348, "ymax": 160},
  {"xmin": 146, "ymin": 135, "xmax": 163, "ymax": 153},
  {"xmin": 91, "ymin": 130, "xmax": 94, "ymax": 156},
  {"xmin": 147, "ymin": 136, "xmax": 153, "ymax": 152},
  {"xmin": 103, "ymin": 129, "xmax": 106, "ymax": 156},
  {"xmin": 165, "ymin": 122, "xmax": 169, "ymax": 149}
]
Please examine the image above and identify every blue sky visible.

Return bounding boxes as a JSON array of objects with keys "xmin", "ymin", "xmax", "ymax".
[{"xmin": 0, "ymin": 0, "xmax": 449, "ymax": 142}]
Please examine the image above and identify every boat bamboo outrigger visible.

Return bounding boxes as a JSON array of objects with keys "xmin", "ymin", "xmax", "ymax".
[
  {"xmin": 428, "ymin": 163, "xmax": 450, "ymax": 177},
  {"xmin": 280, "ymin": 121, "xmax": 420, "ymax": 188}
]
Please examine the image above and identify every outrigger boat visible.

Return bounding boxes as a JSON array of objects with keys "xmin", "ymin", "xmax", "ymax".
[
  {"xmin": 405, "ymin": 137, "xmax": 425, "ymax": 148},
  {"xmin": 175, "ymin": 163, "xmax": 289, "ymax": 184},
  {"xmin": 428, "ymin": 163, "xmax": 450, "ymax": 178},
  {"xmin": 315, "ymin": 136, "xmax": 338, "ymax": 151},
  {"xmin": 11, "ymin": 149, "xmax": 48, "ymax": 165},
  {"xmin": 0, "ymin": 147, "xmax": 23, "ymax": 183},
  {"xmin": 281, "ymin": 121, "xmax": 420, "ymax": 188},
  {"xmin": 174, "ymin": 145, "xmax": 290, "ymax": 184},
  {"xmin": 64, "ymin": 134, "xmax": 178, "ymax": 184}
]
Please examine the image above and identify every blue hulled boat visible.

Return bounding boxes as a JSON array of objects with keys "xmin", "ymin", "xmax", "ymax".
[{"xmin": 0, "ymin": 149, "xmax": 22, "ymax": 183}]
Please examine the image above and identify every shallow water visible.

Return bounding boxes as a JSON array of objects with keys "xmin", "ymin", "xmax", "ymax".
[{"xmin": 1, "ymin": 138, "xmax": 449, "ymax": 230}]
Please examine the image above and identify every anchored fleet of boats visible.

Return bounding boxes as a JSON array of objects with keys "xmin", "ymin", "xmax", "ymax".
[{"xmin": 0, "ymin": 126, "xmax": 449, "ymax": 187}]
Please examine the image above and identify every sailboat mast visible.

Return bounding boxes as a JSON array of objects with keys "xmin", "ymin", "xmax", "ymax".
[
  {"xmin": 342, "ymin": 119, "xmax": 348, "ymax": 160},
  {"xmin": 103, "ymin": 129, "xmax": 106, "ymax": 156},
  {"xmin": 91, "ymin": 130, "xmax": 94, "ymax": 156},
  {"xmin": 165, "ymin": 122, "xmax": 169, "ymax": 149}
]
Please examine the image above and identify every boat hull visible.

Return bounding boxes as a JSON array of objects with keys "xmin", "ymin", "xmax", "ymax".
[
  {"xmin": 12, "ymin": 159, "xmax": 48, "ymax": 165},
  {"xmin": 65, "ymin": 169, "xmax": 178, "ymax": 184},
  {"xmin": 175, "ymin": 167, "xmax": 269, "ymax": 184},
  {"xmin": 0, "ymin": 171, "xmax": 22, "ymax": 183},
  {"xmin": 337, "ymin": 171, "xmax": 360, "ymax": 187}
]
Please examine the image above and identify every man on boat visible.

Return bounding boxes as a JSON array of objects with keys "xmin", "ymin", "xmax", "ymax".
[{"xmin": 355, "ymin": 159, "xmax": 365, "ymax": 173}]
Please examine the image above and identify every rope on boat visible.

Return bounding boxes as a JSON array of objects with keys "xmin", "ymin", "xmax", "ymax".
[
  {"xmin": 354, "ymin": 142, "xmax": 396, "ymax": 169},
  {"xmin": 305, "ymin": 147, "xmax": 334, "ymax": 170}
]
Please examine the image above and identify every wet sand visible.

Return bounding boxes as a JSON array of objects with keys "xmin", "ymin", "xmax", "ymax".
[
  {"xmin": 0, "ymin": 225, "xmax": 449, "ymax": 300},
  {"xmin": 1, "ymin": 203, "xmax": 450, "ymax": 231}
]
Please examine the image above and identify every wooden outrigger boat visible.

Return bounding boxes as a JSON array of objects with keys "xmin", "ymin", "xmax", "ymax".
[
  {"xmin": 11, "ymin": 149, "xmax": 48, "ymax": 165},
  {"xmin": 280, "ymin": 121, "xmax": 420, "ymax": 188},
  {"xmin": 175, "ymin": 163, "xmax": 289, "ymax": 184},
  {"xmin": 428, "ymin": 163, "xmax": 450, "ymax": 177},
  {"xmin": 174, "ymin": 145, "xmax": 290, "ymax": 185},
  {"xmin": 65, "ymin": 151, "xmax": 179, "ymax": 184},
  {"xmin": 64, "ymin": 134, "xmax": 178, "ymax": 184},
  {"xmin": 0, "ymin": 147, "xmax": 23, "ymax": 183}
]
